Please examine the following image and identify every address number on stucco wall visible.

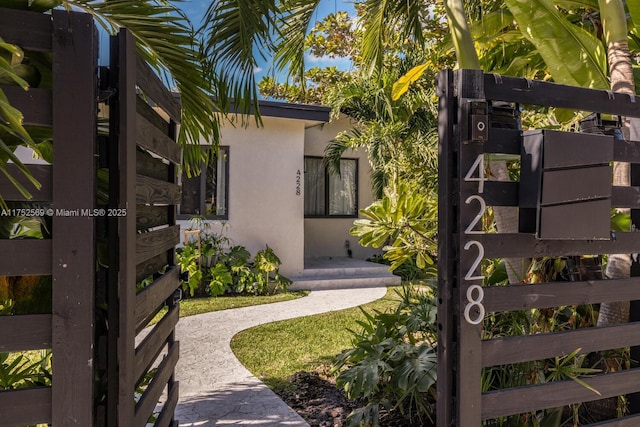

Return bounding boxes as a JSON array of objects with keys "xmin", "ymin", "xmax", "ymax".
[{"xmin": 296, "ymin": 169, "xmax": 301, "ymax": 196}]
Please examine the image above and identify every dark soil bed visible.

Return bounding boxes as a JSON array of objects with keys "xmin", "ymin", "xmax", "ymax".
[
  {"xmin": 276, "ymin": 368, "xmax": 418, "ymax": 427},
  {"xmin": 278, "ymin": 370, "xmax": 358, "ymax": 427}
]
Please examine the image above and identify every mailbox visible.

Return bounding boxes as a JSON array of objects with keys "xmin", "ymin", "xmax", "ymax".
[{"xmin": 519, "ymin": 130, "xmax": 613, "ymax": 240}]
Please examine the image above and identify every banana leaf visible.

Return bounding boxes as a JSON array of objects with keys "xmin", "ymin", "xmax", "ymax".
[{"xmin": 505, "ymin": 0, "xmax": 609, "ymax": 89}]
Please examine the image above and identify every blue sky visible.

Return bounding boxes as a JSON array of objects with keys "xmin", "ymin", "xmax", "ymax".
[{"xmin": 178, "ymin": 0, "xmax": 357, "ymax": 83}]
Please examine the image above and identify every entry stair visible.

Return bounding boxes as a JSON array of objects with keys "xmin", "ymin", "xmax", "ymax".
[{"xmin": 289, "ymin": 256, "xmax": 401, "ymax": 290}]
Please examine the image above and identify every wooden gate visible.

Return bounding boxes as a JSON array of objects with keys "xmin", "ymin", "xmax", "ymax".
[
  {"xmin": 102, "ymin": 28, "xmax": 183, "ymax": 427},
  {"xmin": 0, "ymin": 9, "xmax": 182, "ymax": 426},
  {"xmin": 437, "ymin": 69, "xmax": 640, "ymax": 426}
]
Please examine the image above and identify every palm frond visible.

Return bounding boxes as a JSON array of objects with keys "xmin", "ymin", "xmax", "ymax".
[
  {"xmin": 323, "ymin": 132, "xmax": 361, "ymax": 175},
  {"xmin": 272, "ymin": 0, "xmax": 323, "ymax": 90},
  {"xmin": 199, "ymin": 0, "xmax": 278, "ymax": 122},
  {"xmin": 0, "ymin": 46, "xmax": 42, "ymax": 207},
  {"xmin": 65, "ymin": 0, "xmax": 219, "ymax": 172},
  {"xmin": 358, "ymin": 0, "xmax": 427, "ymax": 75}
]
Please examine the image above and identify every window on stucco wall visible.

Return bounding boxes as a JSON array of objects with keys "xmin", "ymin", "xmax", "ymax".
[
  {"xmin": 179, "ymin": 146, "xmax": 229, "ymax": 219},
  {"xmin": 304, "ymin": 156, "xmax": 357, "ymax": 217}
]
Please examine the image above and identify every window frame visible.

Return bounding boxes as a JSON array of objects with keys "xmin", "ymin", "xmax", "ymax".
[
  {"xmin": 304, "ymin": 155, "xmax": 359, "ymax": 218},
  {"xmin": 178, "ymin": 145, "xmax": 229, "ymax": 220}
]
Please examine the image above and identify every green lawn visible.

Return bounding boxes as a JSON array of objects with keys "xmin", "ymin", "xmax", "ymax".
[
  {"xmin": 230, "ymin": 286, "xmax": 402, "ymax": 392},
  {"xmin": 150, "ymin": 290, "xmax": 309, "ymax": 325}
]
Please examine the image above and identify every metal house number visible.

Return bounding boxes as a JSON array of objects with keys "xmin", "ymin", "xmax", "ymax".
[{"xmin": 463, "ymin": 154, "xmax": 487, "ymax": 325}]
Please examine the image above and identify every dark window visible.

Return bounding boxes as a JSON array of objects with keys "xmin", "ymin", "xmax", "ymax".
[
  {"xmin": 304, "ymin": 157, "xmax": 357, "ymax": 217},
  {"xmin": 179, "ymin": 146, "xmax": 229, "ymax": 219}
]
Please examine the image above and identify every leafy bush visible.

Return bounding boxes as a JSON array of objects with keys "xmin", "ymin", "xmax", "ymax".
[
  {"xmin": 253, "ymin": 245, "xmax": 292, "ymax": 295},
  {"xmin": 177, "ymin": 220, "xmax": 290, "ymax": 297},
  {"xmin": 351, "ymin": 183, "xmax": 437, "ymax": 273},
  {"xmin": 333, "ymin": 284, "xmax": 438, "ymax": 426},
  {"xmin": 367, "ymin": 254, "xmax": 435, "ymax": 282}
]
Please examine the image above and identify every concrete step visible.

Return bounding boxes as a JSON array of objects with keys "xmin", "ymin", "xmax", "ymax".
[
  {"xmin": 289, "ymin": 273, "xmax": 401, "ymax": 291},
  {"xmin": 301, "ymin": 264, "xmax": 392, "ymax": 277}
]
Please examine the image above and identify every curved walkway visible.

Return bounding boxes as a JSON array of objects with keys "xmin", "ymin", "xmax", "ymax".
[{"xmin": 174, "ymin": 286, "xmax": 388, "ymax": 426}]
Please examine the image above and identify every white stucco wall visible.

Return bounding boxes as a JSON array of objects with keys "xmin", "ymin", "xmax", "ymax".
[
  {"xmin": 177, "ymin": 113, "xmax": 380, "ymax": 274},
  {"xmin": 304, "ymin": 116, "xmax": 381, "ymax": 261},
  {"xmin": 178, "ymin": 115, "xmax": 306, "ymax": 276}
]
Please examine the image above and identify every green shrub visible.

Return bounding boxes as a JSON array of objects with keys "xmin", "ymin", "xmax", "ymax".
[
  {"xmin": 177, "ymin": 221, "xmax": 290, "ymax": 297},
  {"xmin": 333, "ymin": 284, "xmax": 438, "ymax": 426},
  {"xmin": 367, "ymin": 254, "xmax": 435, "ymax": 282},
  {"xmin": 253, "ymin": 245, "xmax": 291, "ymax": 295}
]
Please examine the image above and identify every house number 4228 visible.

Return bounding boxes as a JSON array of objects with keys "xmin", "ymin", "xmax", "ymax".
[
  {"xmin": 463, "ymin": 154, "xmax": 487, "ymax": 325},
  {"xmin": 296, "ymin": 169, "xmax": 301, "ymax": 196}
]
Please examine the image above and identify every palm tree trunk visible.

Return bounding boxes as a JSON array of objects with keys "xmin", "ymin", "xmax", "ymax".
[
  {"xmin": 586, "ymin": 1, "xmax": 634, "ymax": 421},
  {"xmin": 442, "ymin": 0, "xmax": 480, "ymax": 69},
  {"xmin": 597, "ymin": 0, "xmax": 634, "ymax": 329}
]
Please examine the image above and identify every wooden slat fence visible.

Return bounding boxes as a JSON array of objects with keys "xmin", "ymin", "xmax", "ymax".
[
  {"xmin": 438, "ymin": 69, "xmax": 640, "ymax": 426},
  {"xmin": 0, "ymin": 9, "xmax": 182, "ymax": 426},
  {"xmin": 0, "ymin": 8, "xmax": 97, "ymax": 427}
]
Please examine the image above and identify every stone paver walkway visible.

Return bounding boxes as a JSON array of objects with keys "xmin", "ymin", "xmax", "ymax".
[{"xmin": 175, "ymin": 286, "xmax": 388, "ymax": 426}]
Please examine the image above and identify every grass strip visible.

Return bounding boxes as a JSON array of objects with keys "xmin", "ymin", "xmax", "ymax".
[{"xmin": 230, "ymin": 286, "xmax": 402, "ymax": 392}]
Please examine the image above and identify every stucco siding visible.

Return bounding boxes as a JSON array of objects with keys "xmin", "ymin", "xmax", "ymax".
[{"xmin": 178, "ymin": 115, "xmax": 306, "ymax": 276}]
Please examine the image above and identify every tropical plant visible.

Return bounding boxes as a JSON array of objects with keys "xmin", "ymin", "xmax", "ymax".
[
  {"xmin": 176, "ymin": 225, "xmax": 290, "ymax": 297},
  {"xmin": 176, "ymin": 243, "xmax": 203, "ymax": 297},
  {"xmin": 222, "ymin": 245, "xmax": 258, "ymax": 294},
  {"xmin": 367, "ymin": 254, "xmax": 432, "ymax": 282},
  {"xmin": 351, "ymin": 182, "xmax": 437, "ymax": 272},
  {"xmin": 253, "ymin": 245, "xmax": 292, "ymax": 295},
  {"xmin": 324, "ymin": 55, "xmax": 440, "ymax": 197},
  {"xmin": 333, "ymin": 284, "xmax": 438, "ymax": 426},
  {"xmin": 0, "ymin": 350, "xmax": 52, "ymax": 391},
  {"xmin": 207, "ymin": 263, "xmax": 233, "ymax": 296}
]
